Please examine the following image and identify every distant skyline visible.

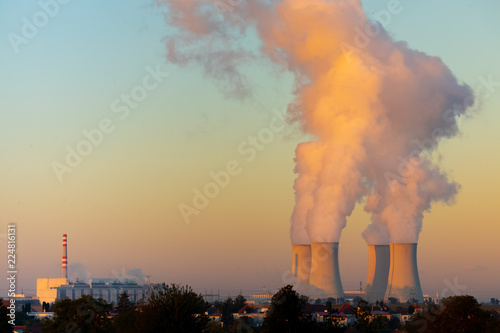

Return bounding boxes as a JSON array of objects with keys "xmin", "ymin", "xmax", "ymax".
[{"xmin": 1, "ymin": 0, "xmax": 500, "ymax": 302}]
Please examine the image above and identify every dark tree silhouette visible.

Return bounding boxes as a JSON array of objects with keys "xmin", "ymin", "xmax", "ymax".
[
  {"xmin": 355, "ymin": 299, "xmax": 371, "ymax": 332},
  {"xmin": 41, "ymin": 295, "xmax": 113, "ymax": 333},
  {"xmin": 404, "ymin": 295, "xmax": 500, "ymax": 333},
  {"xmin": 113, "ymin": 292, "xmax": 136, "ymax": 333},
  {"xmin": 233, "ymin": 295, "xmax": 247, "ymax": 312},
  {"xmin": 262, "ymin": 284, "xmax": 308, "ymax": 333},
  {"xmin": 219, "ymin": 294, "xmax": 247, "ymax": 328},
  {"xmin": 135, "ymin": 283, "xmax": 209, "ymax": 333}
]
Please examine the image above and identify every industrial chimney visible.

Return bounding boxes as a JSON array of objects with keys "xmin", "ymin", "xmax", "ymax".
[
  {"xmin": 365, "ymin": 245, "xmax": 390, "ymax": 302},
  {"xmin": 62, "ymin": 234, "xmax": 68, "ymax": 279},
  {"xmin": 291, "ymin": 244, "xmax": 311, "ymax": 285},
  {"xmin": 385, "ymin": 243, "xmax": 423, "ymax": 303},
  {"xmin": 309, "ymin": 242, "xmax": 344, "ymax": 298}
]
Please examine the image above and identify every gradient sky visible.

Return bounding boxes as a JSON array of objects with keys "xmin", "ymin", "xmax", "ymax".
[{"xmin": 1, "ymin": 0, "xmax": 499, "ymax": 302}]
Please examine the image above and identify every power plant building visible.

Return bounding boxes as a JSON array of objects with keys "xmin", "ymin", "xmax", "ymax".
[
  {"xmin": 36, "ymin": 234, "xmax": 149, "ymax": 304},
  {"xmin": 36, "ymin": 278, "xmax": 68, "ymax": 304},
  {"xmin": 56, "ymin": 279, "xmax": 148, "ymax": 305}
]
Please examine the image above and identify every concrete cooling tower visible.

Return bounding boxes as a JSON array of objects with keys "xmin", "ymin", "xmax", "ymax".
[
  {"xmin": 385, "ymin": 243, "xmax": 424, "ymax": 303},
  {"xmin": 365, "ymin": 245, "xmax": 390, "ymax": 302},
  {"xmin": 291, "ymin": 244, "xmax": 312, "ymax": 284},
  {"xmin": 309, "ymin": 242, "xmax": 344, "ymax": 298}
]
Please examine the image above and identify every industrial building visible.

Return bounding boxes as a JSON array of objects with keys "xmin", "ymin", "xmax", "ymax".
[
  {"xmin": 56, "ymin": 278, "xmax": 147, "ymax": 305},
  {"xmin": 36, "ymin": 234, "xmax": 149, "ymax": 305}
]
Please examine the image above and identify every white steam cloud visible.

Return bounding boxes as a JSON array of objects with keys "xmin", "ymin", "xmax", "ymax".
[
  {"xmin": 69, "ymin": 263, "xmax": 92, "ymax": 283},
  {"xmin": 157, "ymin": 0, "xmax": 474, "ymax": 245}
]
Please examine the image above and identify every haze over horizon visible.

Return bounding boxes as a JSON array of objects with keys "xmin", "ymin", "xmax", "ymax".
[{"xmin": 1, "ymin": 0, "xmax": 500, "ymax": 302}]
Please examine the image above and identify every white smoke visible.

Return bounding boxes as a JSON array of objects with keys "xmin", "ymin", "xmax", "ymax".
[
  {"xmin": 156, "ymin": 0, "xmax": 474, "ymax": 245},
  {"xmin": 69, "ymin": 263, "xmax": 92, "ymax": 283}
]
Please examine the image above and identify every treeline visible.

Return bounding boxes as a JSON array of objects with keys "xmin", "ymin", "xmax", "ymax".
[{"xmin": 2, "ymin": 284, "xmax": 500, "ymax": 332}]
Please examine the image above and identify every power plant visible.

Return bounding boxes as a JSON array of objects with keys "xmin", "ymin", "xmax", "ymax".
[
  {"xmin": 291, "ymin": 242, "xmax": 424, "ymax": 303},
  {"xmin": 37, "ymin": 234, "xmax": 149, "ymax": 305},
  {"xmin": 291, "ymin": 244, "xmax": 311, "ymax": 285},
  {"xmin": 308, "ymin": 242, "xmax": 344, "ymax": 298},
  {"xmin": 365, "ymin": 245, "xmax": 390, "ymax": 302},
  {"xmin": 385, "ymin": 243, "xmax": 424, "ymax": 303}
]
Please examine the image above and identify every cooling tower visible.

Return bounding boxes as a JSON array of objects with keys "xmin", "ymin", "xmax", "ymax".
[
  {"xmin": 309, "ymin": 242, "xmax": 344, "ymax": 298},
  {"xmin": 385, "ymin": 243, "xmax": 423, "ymax": 303},
  {"xmin": 62, "ymin": 234, "xmax": 68, "ymax": 279},
  {"xmin": 291, "ymin": 244, "xmax": 312, "ymax": 284},
  {"xmin": 365, "ymin": 245, "xmax": 390, "ymax": 302}
]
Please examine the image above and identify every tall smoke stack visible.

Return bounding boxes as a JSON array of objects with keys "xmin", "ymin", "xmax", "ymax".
[
  {"xmin": 291, "ymin": 244, "xmax": 311, "ymax": 285},
  {"xmin": 365, "ymin": 245, "xmax": 390, "ymax": 302},
  {"xmin": 385, "ymin": 243, "xmax": 423, "ymax": 303},
  {"xmin": 62, "ymin": 234, "xmax": 68, "ymax": 279},
  {"xmin": 309, "ymin": 242, "xmax": 344, "ymax": 298}
]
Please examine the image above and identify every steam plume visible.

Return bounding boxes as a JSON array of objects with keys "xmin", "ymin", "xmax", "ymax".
[
  {"xmin": 69, "ymin": 263, "xmax": 91, "ymax": 283},
  {"xmin": 157, "ymin": 0, "xmax": 473, "ymax": 245}
]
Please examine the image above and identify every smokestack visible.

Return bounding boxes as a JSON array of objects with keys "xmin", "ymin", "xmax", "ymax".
[
  {"xmin": 62, "ymin": 234, "xmax": 68, "ymax": 280},
  {"xmin": 291, "ymin": 244, "xmax": 311, "ymax": 284},
  {"xmin": 309, "ymin": 242, "xmax": 344, "ymax": 298},
  {"xmin": 385, "ymin": 243, "xmax": 423, "ymax": 303},
  {"xmin": 365, "ymin": 245, "xmax": 390, "ymax": 302}
]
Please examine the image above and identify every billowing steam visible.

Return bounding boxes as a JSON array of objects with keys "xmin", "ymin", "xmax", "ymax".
[
  {"xmin": 69, "ymin": 263, "xmax": 92, "ymax": 283},
  {"xmin": 113, "ymin": 267, "xmax": 148, "ymax": 285},
  {"xmin": 158, "ymin": 0, "xmax": 473, "ymax": 244}
]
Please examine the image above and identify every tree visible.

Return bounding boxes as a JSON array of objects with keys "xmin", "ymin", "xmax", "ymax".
[
  {"xmin": 370, "ymin": 315, "xmax": 390, "ymax": 332},
  {"xmin": 388, "ymin": 297, "xmax": 399, "ymax": 305},
  {"xmin": 354, "ymin": 299, "xmax": 400, "ymax": 333},
  {"xmin": 322, "ymin": 311, "xmax": 349, "ymax": 333},
  {"xmin": 206, "ymin": 320, "xmax": 225, "ymax": 333},
  {"xmin": 135, "ymin": 283, "xmax": 210, "ymax": 333},
  {"xmin": 15, "ymin": 302, "xmax": 33, "ymax": 326},
  {"xmin": 22, "ymin": 303, "xmax": 31, "ymax": 313},
  {"xmin": 219, "ymin": 294, "xmax": 247, "ymax": 328},
  {"xmin": 117, "ymin": 291, "xmax": 134, "ymax": 313},
  {"xmin": 355, "ymin": 299, "xmax": 372, "ymax": 332},
  {"xmin": 403, "ymin": 295, "xmax": 500, "ymax": 333},
  {"xmin": 42, "ymin": 301, "xmax": 51, "ymax": 312},
  {"xmin": 262, "ymin": 285, "xmax": 308, "ymax": 333},
  {"xmin": 0, "ymin": 298, "xmax": 14, "ymax": 332},
  {"xmin": 325, "ymin": 301, "xmax": 332, "ymax": 313},
  {"xmin": 113, "ymin": 292, "xmax": 136, "ymax": 333},
  {"xmin": 387, "ymin": 316, "xmax": 401, "ymax": 331},
  {"xmin": 230, "ymin": 316, "xmax": 255, "ymax": 333},
  {"xmin": 15, "ymin": 309, "xmax": 30, "ymax": 326},
  {"xmin": 234, "ymin": 294, "xmax": 247, "ymax": 312},
  {"xmin": 23, "ymin": 319, "xmax": 42, "ymax": 333},
  {"xmin": 41, "ymin": 295, "xmax": 113, "ymax": 333},
  {"xmin": 220, "ymin": 297, "xmax": 235, "ymax": 327}
]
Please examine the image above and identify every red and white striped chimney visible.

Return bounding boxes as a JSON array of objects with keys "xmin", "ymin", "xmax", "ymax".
[{"xmin": 62, "ymin": 234, "xmax": 68, "ymax": 279}]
